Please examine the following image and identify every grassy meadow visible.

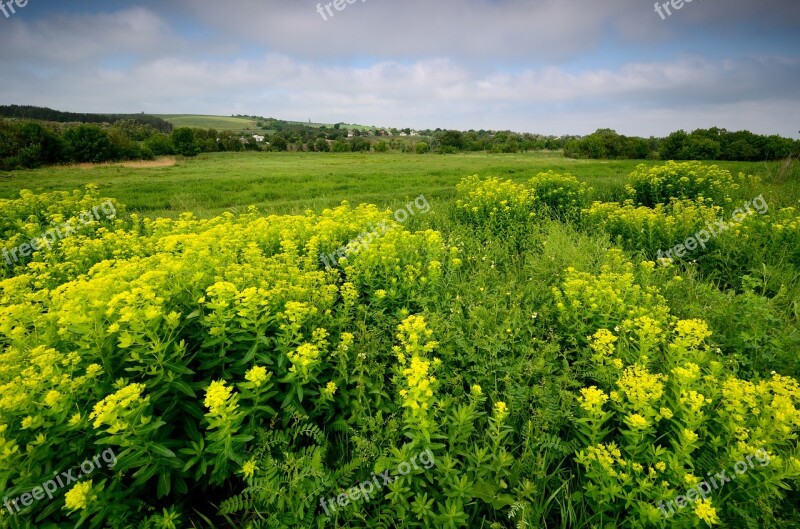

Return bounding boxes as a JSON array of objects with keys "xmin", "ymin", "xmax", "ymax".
[
  {"xmin": 154, "ymin": 115, "xmax": 261, "ymax": 133},
  {"xmin": 2, "ymin": 152, "xmax": 795, "ymax": 217},
  {"xmin": 1, "ymin": 152, "xmax": 799, "ymax": 528}
]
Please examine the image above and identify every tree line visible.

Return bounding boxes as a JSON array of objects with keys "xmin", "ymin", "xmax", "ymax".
[
  {"xmin": 0, "ymin": 105, "xmax": 173, "ymax": 133},
  {"xmin": 2, "ymin": 107, "xmax": 797, "ymax": 171},
  {"xmin": 564, "ymin": 128, "xmax": 799, "ymax": 161},
  {"xmin": 0, "ymin": 119, "xmax": 256, "ymax": 170}
]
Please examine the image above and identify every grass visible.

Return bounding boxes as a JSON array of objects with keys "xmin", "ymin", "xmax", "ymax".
[
  {"xmin": 155, "ymin": 114, "xmax": 260, "ymax": 133},
  {"xmin": 156, "ymin": 114, "xmax": 377, "ymax": 134},
  {"xmin": 0, "ymin": 152, "xmax": 795, "ymax": 218},
  {"xmin": 2, "ymin": 151, "xmax": 799, "ymax": 528}
]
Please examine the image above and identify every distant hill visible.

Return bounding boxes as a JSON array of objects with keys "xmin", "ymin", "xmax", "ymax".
[
  {"xmin": 155, "ymin": 114, "xmax": 260, "ymax": 132},
  {"xmin": 0, "ymin": 105, "xmax": 173, "ymax": 133},
  {"xmin": 157, "ymin": 114, "xmax": 380, "ymax": 134}
]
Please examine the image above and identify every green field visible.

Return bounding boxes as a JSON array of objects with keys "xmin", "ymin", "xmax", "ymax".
[
  {"xmin": 2, "ymin": 152, "xmax": 800, "ymax": 528},
  {"xmin": 155, "ymin": 114, "xmax": 377, "ymax": 134},
  {"xmin": 156, "ymin": 114, "xmax": 260, "ymax": 133},
  {"xmin": 1, "ymin": 152, "xmax": 792, "ymax": 218}
]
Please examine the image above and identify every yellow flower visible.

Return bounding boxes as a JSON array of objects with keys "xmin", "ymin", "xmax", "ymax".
[
  {"xmin": 655, "ymin": 461, "xmax": 667, "ymax": 472},
  {"xmin": 693, "ymin": 499, "xmax": 719, "ymax": 525},
  {"xmin": 626, "ymin": 413, "xmax": 649, "ymax": 429},
  {"xmin": 579, "ymin": 386, "xmax": 609, "ymax": 415},
  {"xmin": 470, "ymin": 384, "xmax": 482, "ymax": 395},
  {"xmin": 241, "ymin": 459, "xmax": 258, "ymax": 479},
  {"xmin": 322, "ymin": 381, "xmax": 337, "ymax": 398},
  {"xmin": 287, "ymin": 343, "xmax": 321, "ymax": 378},
  {"xmin": 44, "ymin": 390, "xmax": 62, "ymax": 407},
  {"xmin": 64, "ymin": 481, "xmax": 93, "ymax": 511},
  {"xmin": 494, "ymin": 401, "xmax": 509, "ymax": 420},
  {"xmin": 85, "ymin": 364, "xmax": 103, "ymax": 378},
  {"xmin": 616, "ymin": 364, "xmax": 666, "ymax": 414},
  {"xmin": 245, "ymin": 366, "xmax": 269, "ymax": 387},
  {"xmin": 683, "ymin": 429, "xmax": 699, "ymax": 443},
  {"xmin": 204, "ymin": 380, "xmax": 234, "ymax": 415},
  {"xmin": 90, "ymin": 383, "xmax": 147, "ymax": 434}
]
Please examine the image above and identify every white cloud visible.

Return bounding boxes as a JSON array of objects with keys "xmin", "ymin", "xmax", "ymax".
[{"xmin": 0, "ymin": 1, "xmax": 798, "ymax": 137}]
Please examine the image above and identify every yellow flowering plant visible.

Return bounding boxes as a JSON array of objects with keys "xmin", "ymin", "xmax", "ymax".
[
  {"xmin": 529, "ymin": 170, "xmax": 590, "ymax": 220},
  {"xmin": 626, "ymin": 161, "xmax": 739, "ymax": 208},
  {"xmin": 455, "ymin": 175, "xmax": 536, "ymax": 230},
  {"xmin": 572, "ymin": 259, "xmax": 800, "ymax": 527}
]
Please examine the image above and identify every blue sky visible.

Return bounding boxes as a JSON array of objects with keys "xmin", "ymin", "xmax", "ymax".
[{"xmin": 1, "ymin": 0, "xmax": 799, "ymax": 137}]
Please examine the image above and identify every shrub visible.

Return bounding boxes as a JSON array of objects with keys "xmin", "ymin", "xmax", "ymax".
[
  {"xmin": 582, "ymin": 199, "xmax": 722, "ymax": 257},
  {"xmin": 529, "ymin": 170, "xmax": 589, "ymax": 220},
  {"xmin": 415, "ymin": 142, "xmax": 429, "ymax": 154},
  {"xmin": 332, "ymin": 139, "xmax": 351, "ymax": 152},
  {"xmin": 144, "ymin": 133, "xmax": 175, "ymax": 156},
  {"xmin": 63, "ymin": 125, "xmax": 115, "ymax": 163},
  {"xmin": 626, "ymin": 161, "xmax": 739, "ymax": 207},
  {"xmin": 171, "ymin": 127, "xmax": 200, "ymax": 157},
  {"xmin": 315, "ymin": 137, "xmax": 330, "ymax": 152},
  {"xmin": 554, "ymin": 255, "xmax": 800, "ymax": 527},
  {"xmin": 0, "ymin": 191, "xmax": 458, "ymax": 527},
  {"xmin": 575, "ymin": 323, "xmax": 800, "ymax": 528},
  {"xmin": 455, "ymin": 175, "xmax": 535, "ymax": 229}
]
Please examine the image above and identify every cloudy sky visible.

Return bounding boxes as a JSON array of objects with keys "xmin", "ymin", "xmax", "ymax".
[{"xmin": 1, "ymin": 0, "xmax": 799, "ymax": 137}]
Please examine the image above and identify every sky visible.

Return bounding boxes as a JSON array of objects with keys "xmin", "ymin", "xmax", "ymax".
[{"xmin": 1, "ymin": 0, "xmax": 799, "ymax": 138}]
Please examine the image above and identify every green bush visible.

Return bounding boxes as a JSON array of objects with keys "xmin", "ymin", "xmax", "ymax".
[
  {"xmin": 144, "ymin": 134, "xmax": 175, "ymax": 156},
  {"xmin": 529, "ymin": 170, "xmax": 589, "ymax": 220},
  {"xmin": 63, "ymin": 125, "xmax": 116, "ymax": 163},
  {"xmin": 171, "ymin": 128, "xmax": 200, "ymax": 157},
  {"xmin": 626, "ymin": 161, "xmax": 739, "ymax": 208}
]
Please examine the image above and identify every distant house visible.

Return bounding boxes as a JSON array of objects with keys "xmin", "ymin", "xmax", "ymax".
[
  {"xmin": 399, "ymin": 132, "xmax": 408, "ymax": 137},
  {"xmin": 347, "ymin": 131, "xmax": 355, "ymax": 138},
  {"xmin": 410, "ymin": 130, "xmax": 420, "ymax": 136},
  {"xmin": 252, "ymin": 134, "xmax": 265, "ymax": 142}
]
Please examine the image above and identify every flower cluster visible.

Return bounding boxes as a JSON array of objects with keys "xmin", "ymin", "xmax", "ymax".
[
  {"xmin": 395, "ymin": 316, "xmax": 439, "ymax": 434},
  {"xmin": 528, "ymin": 170, "xmax": 589, "ymax": 219},
  {"xmin": 455, "ymin": 175, "xmax": 536, "ymax": 227},
  {"xmin": 626, "ymin": 161, "xmax": 739, "ymax": 207},
  {"xmin": 90, "ymin": 383, "xmax": 150, "ymax": 434}
]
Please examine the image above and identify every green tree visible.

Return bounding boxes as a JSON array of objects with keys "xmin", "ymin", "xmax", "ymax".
[
  {"xmin": 350, "ymin": 137, "xmax": 371, "ymax": 152},
  {"xmin": 269, "ymin": 135, "xmax": 288, "ymax": 151},
  {"xmin": 18, "ymin": 121, "xmax": 64, "ymax": 166},
  {"xmin": 144, "ymin": 134, "xmax": 175, "ymax": 156},
  {"xmin": 332, "ymin": 139, "xmax": 351, "ymax": 152},
  {"xmin": 415, "ymin": 142, "xmax": 430, "ymax": 154},
  {"xmin": 659, "ymin": 130, "xmax": 689, "ymax": 160},
  {"xmin": 314, "ymin": 138, "xmax": 330, "ymax": 152},
  {"xmin": 171, "ymin": 128, "xmax": 201, "ymax": 157},
  {"xmin": 63, "ymin": 125, "xmax": 115, "ymax": 163}
]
